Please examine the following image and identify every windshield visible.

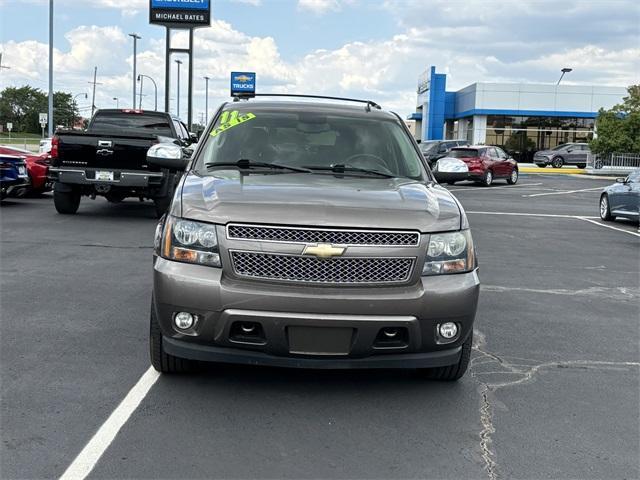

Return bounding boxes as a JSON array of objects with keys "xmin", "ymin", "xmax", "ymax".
[
  {"xmin": 551, "ymin": 144, "xmax": 570, "ymax": 151},
  {"xmin": 196, "ymin": 108, "xmax": 427, "ymax": 179},
  {"xmin": 448, "ymin": 149, "xmax": 480, "ymax": 158},
  {"xmin": 419, "ymin": 141, "xmax": 438, "ymax": 153}
]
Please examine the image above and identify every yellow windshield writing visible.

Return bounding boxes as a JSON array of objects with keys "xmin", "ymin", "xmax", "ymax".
[{"xmin": 210, "ymin": 110, "xmax": 256, "ymax": 137}]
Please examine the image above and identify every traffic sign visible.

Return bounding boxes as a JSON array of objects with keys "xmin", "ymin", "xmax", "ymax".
[
  {"xmin": 39, "ymin": 113, "xmax": 48, "ymax": 126},
  {"xmin": 7, "ymin": 122, "xmax": 13, "ymax": 132}
]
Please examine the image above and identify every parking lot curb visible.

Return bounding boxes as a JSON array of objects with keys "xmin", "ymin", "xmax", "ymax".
[{"xmin": 519, "ymin": 167, "xmax": 585, "ymax": 174}]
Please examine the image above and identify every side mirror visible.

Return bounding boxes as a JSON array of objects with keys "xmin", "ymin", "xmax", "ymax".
[
  {"xmin": 189, "ymin": 132, "xmax": 199, "ymax": 142},
  {"xmin": 616, "ymin": 177, "xmax": 626, "ymax": 183},
  {"xmin": 147, "ymin": 143, "xmax": 189, "ymax": 170}
]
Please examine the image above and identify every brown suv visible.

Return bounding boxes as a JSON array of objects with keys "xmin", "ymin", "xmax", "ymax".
[{"xmin": 147, "ymin": 97, "xmax": 480, "ymax": 380}]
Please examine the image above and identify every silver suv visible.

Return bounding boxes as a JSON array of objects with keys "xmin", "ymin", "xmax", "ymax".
[{"xmin": 148, "ymin": 98, "xmax": 479, "ymax": 380}]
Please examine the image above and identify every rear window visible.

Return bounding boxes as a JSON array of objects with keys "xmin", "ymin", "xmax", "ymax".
[
  {"xmin": 448, "ymin": 149, "xmax": 480, "ymax": 158},
  {"xmin": 90, "ymin": 112, "xmax": 173, "ymax": 136},
  {"xmin": 198, "ymin": 108, "xmax": 427, "ymax": 179}
]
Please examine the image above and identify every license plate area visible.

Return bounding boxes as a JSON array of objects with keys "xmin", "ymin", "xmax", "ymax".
[
  {"xmin": 94, "ymin": 170, "xmax": 114, "ymax": 182},
  {"xmin": 18, "ymin": 166, "xmax": 27, "ymax": 176},
  {"xmin": 287, "ymin": 326, "xmax": 354, "ymax": 356}
]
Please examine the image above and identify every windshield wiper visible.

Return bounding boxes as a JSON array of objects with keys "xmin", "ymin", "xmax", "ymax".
[
  {"xmin": 306, "ymin": 164, "xmax": 395, "ymax": 178},
  {"xmin": 206, "ymin": 159, "xmax": 312, "ymax": 173}
]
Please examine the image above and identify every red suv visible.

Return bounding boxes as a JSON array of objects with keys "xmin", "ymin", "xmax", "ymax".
[{"xmin": 433, "ymin": 146, "xmax": 518, "ymax": 186}]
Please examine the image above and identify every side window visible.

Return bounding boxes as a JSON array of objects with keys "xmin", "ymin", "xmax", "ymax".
[
  {"xmin": 495, "ymin": 147, "xmax": 508, "ymax": 159},
  {"xmin": 487, "ymin": 147, "xmax": 498, "ymax": 158},
  {"xmin": 172, "ymin": 120, "xmax": 186, "ymax": 140}
]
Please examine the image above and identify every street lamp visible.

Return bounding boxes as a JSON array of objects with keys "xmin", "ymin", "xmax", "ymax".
[
  {"xmin": 175, "ymin": 59, "xmax": 183, "ymax": 118},
  {"xmin": 129, "ymin": 33, "xmax": 142, "ymax": 108},
  {"xmin": 113, "ymin": 97, "xmax": 119, "ymax": 108},
  {"xmin": 73, "ymin": 93, "xmax": 87, "ymax": 129},
  {"xmin": 137, "ymin": 74, "xmax": 158, "ymax": 111},
  {"xmin": 557, "ymin": 67, "xmax": 572, "ymax": 85},
  {"xmin": 203, "ymin": 75, "xmax": 210, "ymax": 125}
]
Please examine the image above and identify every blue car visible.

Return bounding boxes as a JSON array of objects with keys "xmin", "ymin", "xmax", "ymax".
[
  {"xmin": 599, "ymin": 168, "xmax": 640, "ymax": 223},
  {"xmin": 0, "ymin": 154, "xmax": 30, "ymax": 200}
]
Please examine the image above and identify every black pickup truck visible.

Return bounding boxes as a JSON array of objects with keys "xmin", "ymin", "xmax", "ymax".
[{"xmin": 49, "ymin": 109, "xmax": 195, "ymax": 217}]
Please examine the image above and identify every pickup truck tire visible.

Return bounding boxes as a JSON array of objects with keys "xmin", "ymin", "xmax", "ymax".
[
  {"xmin": 150, "ymin": 302, "xmax": 193, "ymax": 373},
  {"xmin": 416, "ymin": 332, "xmax": 472, "ymax": 381},
  {"xmin": 153, "ymin": 196, "xmax": 172, "ymax": 219},
  {"xmin": 54, "ymin": 189, "xmax": 81, "ymax": 214}
]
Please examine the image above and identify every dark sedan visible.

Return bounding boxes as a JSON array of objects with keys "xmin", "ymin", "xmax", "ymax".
[
  {"xmin": 0, "ymin": 154, "xmax": 30, "ymax": 200},
  {"xmin": 599, "ymin": 169, "xmax": 639, "ymax": 222}
]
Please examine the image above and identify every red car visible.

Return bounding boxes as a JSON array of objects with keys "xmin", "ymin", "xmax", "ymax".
[
  {"xmin": 0, "ymin": 145, "xmax": 51, "ymax": 194},
  {"xmin": 433, "ymin": 145, "xmax": 519, "ymax": 186}
]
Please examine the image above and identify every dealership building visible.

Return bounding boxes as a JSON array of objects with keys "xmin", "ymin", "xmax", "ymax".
[{"xmin": 410, "ymin": 66, "xmax": 627, "ymax": 161}]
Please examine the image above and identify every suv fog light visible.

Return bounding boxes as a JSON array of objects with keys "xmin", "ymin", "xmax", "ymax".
[
  {"xmin": 439, "ymin": 322, "xmax": 458, "ymax": 339},
  {"xmin": 174, "ymin": 312, "xmax": 194, "ymax": 330}
]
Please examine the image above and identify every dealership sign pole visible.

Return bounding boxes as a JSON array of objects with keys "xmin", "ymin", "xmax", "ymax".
[{"xmin": 149, "ymin": 0, "xmax": 211, "ymax": 131}]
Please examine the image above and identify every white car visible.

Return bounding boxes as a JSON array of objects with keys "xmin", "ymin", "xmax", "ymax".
[{"xmin": 39, "ymin": 138, "xmax": 52, "ymax": 154}]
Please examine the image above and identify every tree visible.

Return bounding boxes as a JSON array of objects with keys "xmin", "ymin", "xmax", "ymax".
[
  {"xmin": 590, "ymin": 85, "xmax": 640, "ymax": 156},
  {"xmin": 0, "ymin": 86, "xmax": 79, "ymax": 133}
]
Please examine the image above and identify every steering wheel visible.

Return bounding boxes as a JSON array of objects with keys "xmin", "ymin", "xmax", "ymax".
[{"xmin": 342, "ymin": 153, "xmax": 391, "ymax": 173}]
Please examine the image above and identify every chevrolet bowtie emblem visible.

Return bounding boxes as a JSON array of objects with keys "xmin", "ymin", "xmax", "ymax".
[{"xmin": 303, "ymin": 243, "xmax": 346, "ymax": 259}]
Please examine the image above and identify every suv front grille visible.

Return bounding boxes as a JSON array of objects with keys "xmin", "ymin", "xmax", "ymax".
[
  {"xmin": 227, "ymin": 224, "xmax": 419, "ymax": 246},
  {"xmin": 230, "ymin": 251, "xmax": 414, "ymax": 285}
]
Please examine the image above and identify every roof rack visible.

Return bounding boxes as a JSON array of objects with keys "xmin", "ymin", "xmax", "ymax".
[{"xmin": 234, "ymin": 93, "xmax": 382, "ymax": 112}]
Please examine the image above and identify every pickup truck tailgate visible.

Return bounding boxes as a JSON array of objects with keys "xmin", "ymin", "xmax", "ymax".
[{"xmin": 57, "ymin": 132, "xmax": 157, "ymax": 171}]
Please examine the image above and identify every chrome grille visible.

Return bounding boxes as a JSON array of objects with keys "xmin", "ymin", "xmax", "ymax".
[
  {"xmin": 227, "ymin": 224, "xmax": 419, "ymax": 246},
  {"xmin": 230, "ymin": 251, "xmax": 414, "ymax": 284}
]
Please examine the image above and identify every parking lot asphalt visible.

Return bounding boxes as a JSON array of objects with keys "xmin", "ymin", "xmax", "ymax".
[{"xmin": 1, "ymin": 174, "xmax": 638, "ymax": 480}]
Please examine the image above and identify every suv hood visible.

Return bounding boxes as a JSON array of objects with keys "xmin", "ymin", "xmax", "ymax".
[{"xmin": 177, "ymin": 171, "xmax": 462, "ymax": 232}]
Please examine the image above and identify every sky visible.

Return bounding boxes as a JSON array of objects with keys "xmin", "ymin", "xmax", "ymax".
[{"xmin": 0, "ymin": 0, "xmax": 639, "ymax": 125}]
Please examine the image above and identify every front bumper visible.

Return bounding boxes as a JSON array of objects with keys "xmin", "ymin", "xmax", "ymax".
[
  {"xmin": 533, "ymin": 157, "xmax": 551, "ymax": 165},
  {"xmin": 153, "ymin": 257, "xmax": 480, "ymax": 369}
]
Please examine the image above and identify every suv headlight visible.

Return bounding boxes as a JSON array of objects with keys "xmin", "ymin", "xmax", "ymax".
[
  {"xmin": 159, "ymin": 216, "xmax": 221, "ymax": 267},
  {"xmin": 422, "ymin": 230, "xmax": 475, "ymax": 275}
]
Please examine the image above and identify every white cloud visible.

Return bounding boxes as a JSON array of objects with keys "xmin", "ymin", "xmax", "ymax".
[
  {"xmin": 1, "ymin": 1, "xmax": 638, "ymax": 122},
  {"xmin": 297, "ymin": 0, "xmax": 340, "ymax": 15},
  {"xmin": 231, "ymin": 0, "xmax": 262, "ymax": 5}
]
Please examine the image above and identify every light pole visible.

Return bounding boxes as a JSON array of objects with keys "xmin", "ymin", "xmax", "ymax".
[
  {"xmin": 175, "ymin": 59, "xmax": 182, "ymax": 118},
  {"xmin": 203, "ymin": 75, "xmax": 210, "ymax": 125},
  {"xmin": 557, "ymin": 67, "xmax": 572, "ymax": 85},
  {"xmin": 129, "ymin": 33, "xmax": 141, "ymax": 108},
  {"xmin": 137, "ymin": 74, "xmax": 157, "ymax": 111},
  {"xmin": 113, "ymin": 97, "xmax": 119, "ymax": 108},
  {"xmin": 48, "ymin": 0, "xmax": 54, "ymax": 137},
  {"xmin": 73, "ymin": 93, "xmax": 87, "ymax": 129}
]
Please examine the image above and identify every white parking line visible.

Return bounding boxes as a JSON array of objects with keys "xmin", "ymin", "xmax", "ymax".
[
  {"xmin": 467, "ymin": 211, "xmax": 640, "ymax": 237},
  {"xmin": 522, "ymin": 187, "xmax": 604, "ymax": 198},
  {"xmin": 448, "ymin": 182, "xmax": 543, "ymax": 192},
  {"xmin": 466, "ymin": 211, "xmax": 596, "ymax": 219},
  {"xmin": 577, "ymin": 216, "xmax": 640, "ymax": 237},
  {"xmin": 59, "ymin": 367, "xmax": 160, "ymax": 480}
]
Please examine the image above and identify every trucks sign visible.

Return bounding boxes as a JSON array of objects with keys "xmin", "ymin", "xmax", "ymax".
[
  {"xmin": 230, "ymin": 72, "xmax": 256, "ymax": 98},
  {"xmin": 149, "ymin": 0, "xmax": 211, "ymax": 27}
]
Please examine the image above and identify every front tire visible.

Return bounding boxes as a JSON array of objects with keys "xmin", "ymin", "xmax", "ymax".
[
  {"xmin": 599, "ymin": 194, "xmax": 614, "ymax": 221},
  {"xmin": 153, "ymin": 196, "xmax": 172, "ymax": 219},
  {"xmin": 150, "ymin": 301, "xmax": 193, "ymax": 373},
  {"xmin": 54, "ymin": 188, "xmax": 81, "ymax": 214},
  {"xmin": 551, "ymin": 156, "xmax": 564, "ymax": 168},
  {"xmin": 507, "ymin": 168, "xmax": 519, "ymax": 185},
  {"xmin": 416, "ymin": 332, "xmax": 473, "ymax": 381}
]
